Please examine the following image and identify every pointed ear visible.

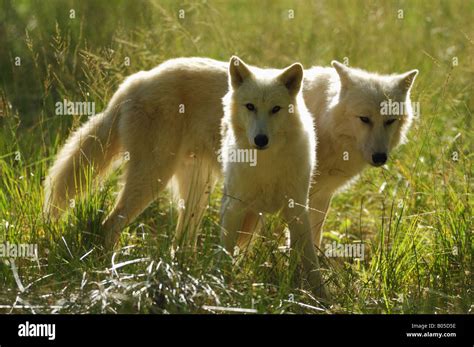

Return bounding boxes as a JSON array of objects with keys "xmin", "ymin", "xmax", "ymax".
[
  {"xmin": 229, "ymin": 56, "xmax": 252, "ymax": 89},
  {"xmin": 331, "ymin": 60, "xmax": 354, "ymax": 91},
  {"xmin": 395, "ymin": 69, "xmax": 419, "ymax": 93},
  {"xmin": 278, "ymin": 63, "xmax": 304, "ymax": 96}
]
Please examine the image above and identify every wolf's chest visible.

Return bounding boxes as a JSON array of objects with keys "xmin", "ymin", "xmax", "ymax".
[{"xmin": 228, "ymin": 154, "xmax": 306, "ymax": 213}]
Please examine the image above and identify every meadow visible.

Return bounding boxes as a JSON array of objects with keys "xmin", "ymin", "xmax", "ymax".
[{"xmin": 0, "ymin": 0, "xmax": 471, "ymax": 313}]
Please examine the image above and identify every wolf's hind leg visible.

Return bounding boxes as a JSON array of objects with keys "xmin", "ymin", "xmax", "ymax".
[{"xmin": 102, "ymin": 156, "xmax": 177, "ymax": 250}]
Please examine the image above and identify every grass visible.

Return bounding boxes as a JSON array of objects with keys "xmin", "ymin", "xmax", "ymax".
[{"xmin": 0, "ymin": 0, "xmax": 472, "ymax": 314}]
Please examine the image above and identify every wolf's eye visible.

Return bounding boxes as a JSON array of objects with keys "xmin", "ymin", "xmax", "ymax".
[
  {"xmin": 246, "ymin": 103, "xmax": 255, "ymax": 111},
  {"xmin": 271, "ymin": 106, "xmax": 281, "ymax": 114},
  {"xmin": 385, "ymin": 119, "xmax": 396, "ymax": 126},
  {"xmin": 359, "ymin": 116, "xmax": 371, "ymax": 124}
]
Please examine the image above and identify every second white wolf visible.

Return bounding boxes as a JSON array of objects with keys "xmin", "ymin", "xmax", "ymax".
[{"xmin": 220, "ymin": 57, "xmax": 325, "ymax": 297}]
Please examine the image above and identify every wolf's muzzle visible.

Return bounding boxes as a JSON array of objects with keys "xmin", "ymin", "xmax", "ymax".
[
  {"xmin": 371, "ymin": 152, "xmax": 387, "ymax": 166},
  {"xmin": 254, "ymin": 134, "xmax": 269, "ymax": 149}
]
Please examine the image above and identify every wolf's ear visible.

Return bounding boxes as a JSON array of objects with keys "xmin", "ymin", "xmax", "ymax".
[
  {"xmin": 278, "ymin": 63, "xmax": 304, "ymax": 96},
  {"xmin": 229, "ymin": 56, "xmax": 252, "ymax": 89},
  {"xmin": 331, "ymin": 60, "xmax": 354, "ymax": 91},
  {"xmin": 395, "ymin": 69, "xmax": 419, "ymax": 93}
]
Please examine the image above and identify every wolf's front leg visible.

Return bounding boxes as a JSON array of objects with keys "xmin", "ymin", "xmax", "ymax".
[
  {"xmin": 283, "ymin": 204, "xmax": 329, "ymax": 301},
  {"xmin": 308, "ymin": 189, "xmax": 333, "ymax": 249},
  {"xmin": 236, "ymin": 211, "xmax": 261, "ymax": 249},
  {"xmin": 219, "ymin": 196, "xmax": 247, "ymax": 253}
]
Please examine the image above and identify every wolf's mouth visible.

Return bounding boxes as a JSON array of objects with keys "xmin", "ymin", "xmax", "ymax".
[
  {"xmin": 254, "ymin": 146, "xmax": 268, "ymax": 151},
  {"xmin": 370, "ymin": 161, "xmax": 386, "ymax": 167}
]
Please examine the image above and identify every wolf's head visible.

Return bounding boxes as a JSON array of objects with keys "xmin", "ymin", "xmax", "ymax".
[
  {"xmin": 330, "ymin": 61, "xmax": 418, "ymax": 167},
  {"xmin": 224, "ymin": 56, "xmax": 305, "ymax": 150}
]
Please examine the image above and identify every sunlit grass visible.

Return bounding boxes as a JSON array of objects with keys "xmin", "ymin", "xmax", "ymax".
[{"xmin": 0, "ymin": 0, "xmax": 471, "ymax": 313}]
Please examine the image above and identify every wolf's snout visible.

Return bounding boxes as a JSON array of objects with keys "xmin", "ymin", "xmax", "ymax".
[
  {"xmin": 254, "ymin": 134, "xmax": 269, "ymax": 149},
  {"xmin": 372, "ymin": 152, "xmax": 387, "ymax": 166}
]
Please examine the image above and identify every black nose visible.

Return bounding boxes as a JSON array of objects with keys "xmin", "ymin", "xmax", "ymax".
[
  {"xmin": 372, "ymin": 152, "xmax": 387, "ymax": 165},
  {"xmin": 254, "ymin": 134, "xmax": 269, "ymax": 148}
]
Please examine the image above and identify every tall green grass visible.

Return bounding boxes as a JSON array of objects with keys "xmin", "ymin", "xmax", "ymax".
[{"xmin": 0, "ymin": 0, "xmax": 471, "ymax": 313}]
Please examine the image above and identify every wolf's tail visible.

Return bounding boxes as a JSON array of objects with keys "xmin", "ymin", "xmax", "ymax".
[{"xmin": 43, "ymin": 101, "xmax": 122, "ymax": 218}]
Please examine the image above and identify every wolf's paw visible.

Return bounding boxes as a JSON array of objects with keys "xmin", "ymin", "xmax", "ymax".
[
  {"xmin": 307, "ymin": 270, "xmax": 331, "ymax": 304},
  {"xmin": 103, "ymin": 229, "xmax": 120, "ymax": 251}
]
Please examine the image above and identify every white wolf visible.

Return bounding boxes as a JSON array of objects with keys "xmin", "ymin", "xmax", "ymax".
[
  {"xmin": 219, "ymin": 57, "xmax": 325, "ymax": 297},
  {"xmin": 304, "ymin": 61, "xmax": 417, "ymax": 247},
  {"xmin": 43, "ymin": 57, "xmax": 417, "ymax": 253}
]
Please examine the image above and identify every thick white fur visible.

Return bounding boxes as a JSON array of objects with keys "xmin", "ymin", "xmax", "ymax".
[
  {"xmin": 219, "ymin": 57, "xmax": 325, "ymax": 297},
  {"xmin": 44, "ymin": 57, "xmax": 417, "ymax": 253},
  {"xmin": 303, "ymin": 61, "xmax": 417, "ymax": 247},
  {"xmin": 44, "ymin": 58, "xmax": 229, "ymax": 248}
]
